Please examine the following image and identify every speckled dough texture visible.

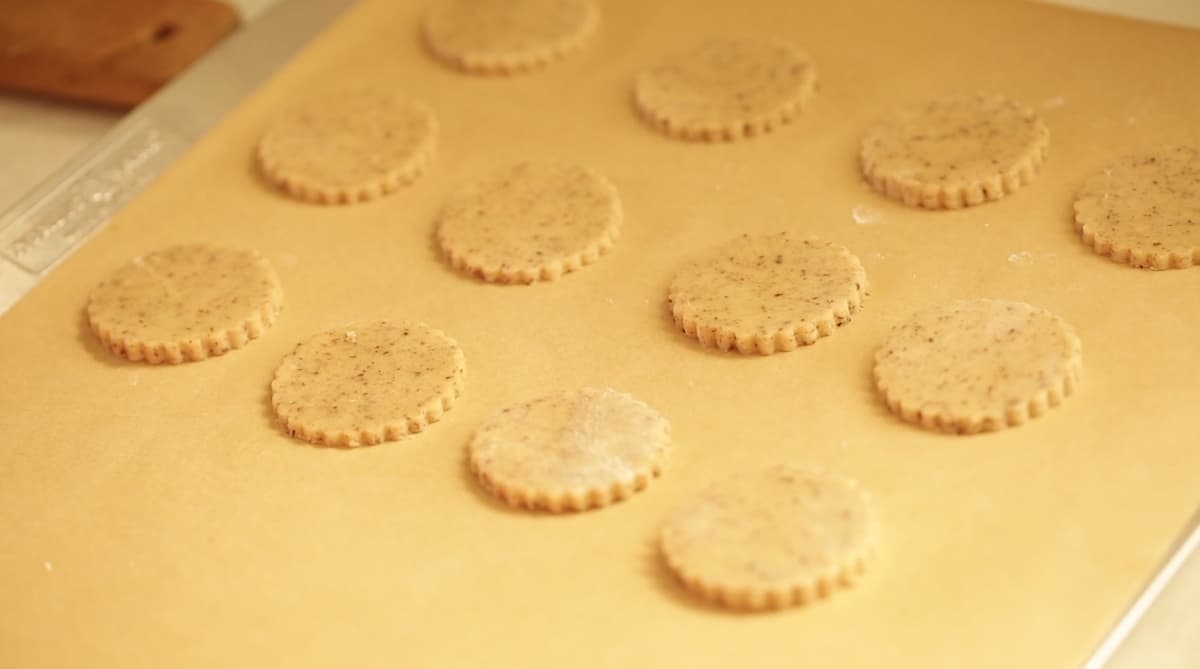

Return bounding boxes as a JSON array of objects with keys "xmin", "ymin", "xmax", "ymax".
[
  {"xmin": 86, "ymin": 244, "xmax": 283, "ymax": 364},
  {"xmin": 860, "ymin": 92, "xmax": 1049, "ymax": 209},
  {"xmin": 1074, "ymin": 145, "xmax": 1200, "ymax": 270},
  {"xmin": 634, "ymin": 38, "xmax": 817, "ymax": 142},
  {"xmin": 422, "ymin": 0, "xmax": 598, "ymax": 74},
  {"xmin": 256, "ymin": 89, "xmax": 437, "ymax": 205},
  {"xmin": 873, "ymin": 299, "xmax": 1082, "ymax": 434},
  {"xmin": 436, "ymin": 162, "xmax": 622, "ymax": 283},
  {"xmin": 668, "ymin": 233, "xmax": 867, "ymax": 355},
  {"xmin": 271, "ymin": 321, "xmax": 465, "ymax": 447},
  {"xmin": 660, "ymin": 464, "xmax": 879, "ymax": 611},
  {"xmin": 468, "ymin": 387, "xmax": 671, "ymax": 512}
]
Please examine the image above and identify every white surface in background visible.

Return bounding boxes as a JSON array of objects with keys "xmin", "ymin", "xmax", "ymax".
[
  {"xmin": 0, "ymin": 96, "xmax": 117, "ymax": 215},
  {"xmin": 0, "ymin": 95, "xmax": 117, "ymax": 309},
  {"xmin": 1105, "ymin": 529, "xmax": 1200, "ymax": 669},
  {"xmin": 1040, "ymin": 0, "xmax": 1200, "ymax": 28},
  {"xmin": 235, "ymin": 0, "xmax": 281, "ymax": 21}
]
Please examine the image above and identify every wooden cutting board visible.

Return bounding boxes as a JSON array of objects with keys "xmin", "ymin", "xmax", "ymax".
[{"xmin": 0, "ymin": 0, "xmax": 238, "ymax": 108}]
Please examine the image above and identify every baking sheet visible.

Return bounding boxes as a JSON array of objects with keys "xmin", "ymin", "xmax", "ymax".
[{"xmin": 2, "ymin": 0, "xmax": 1199, "ymax": 666}]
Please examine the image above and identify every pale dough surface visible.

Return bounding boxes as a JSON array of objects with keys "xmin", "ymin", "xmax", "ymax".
[
  {"xmin": 860, "ymin": 92, "xmax": 1049, "ymax": 209},
  {"xmin": 1074, "ymin": 145, "xmax": 1200, "ymax": 270},
  {"xmin": 422, "ymin": 0, "xmax": 598, "ymax": 74},
  {"xmin": 634, "ymin": 38, "xmax": 817, "ymax": 141},
  {"xmin": 468, "ymin": 387, "xmax": 671, "ymax": 512},
  {"xmin": 668, "ymin": 233, "xmax": 866, "ymax": 354},
  {"xmin": 660, "ymin": 464, "xmax": 879, "ymax": 611},
  {"xmin": 873, "ymin": 299, "xmax": 1082, "ymax": 434},
  {"xmin": 86, "ymin": 244, "xmax": 282, "ymax": 364},
  {"xmin": 436, "ymin": 162, "xmax": 621, "ymax": 283},
  {"xmin": 271, "ymin": 321, "xmax": 465, "ymax": 447},
  {"xmin": 256, "ymin": 89, "xmax": 437, "ymax": 204}
]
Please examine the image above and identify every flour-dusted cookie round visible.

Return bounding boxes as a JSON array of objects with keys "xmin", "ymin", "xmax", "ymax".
[
  {"xmin": 634, "ymin": 38, "xmax": 817, "ymax": 142},
  {"xmin": 860, "ymin": 92, "xmax": 1049, "ymax": 209},
  {"xmin": 873, "ymin": 299, "xmax": 1082, "ymax": 434},
  {"xmin": 271, "ymin": 321, "xmax": 465, "ymax": 447},
  {"xmin": 1074, "ymin": 145, "xmax": 1200, "ymax": 270},
  {"xmin": 256, "ymin": 89, "xmax": 437, "ymax": 205},
  {"xmin": 668, "ymin": 233, "xmax": 867, "ymax": 355},
  {"xmin": 422, "ymin": 0, "xmax": 598, "ymax": 75},
  {"xmin": 468, "ymin": 387, "xmax": 671, "ymax": 512},
  {"xmin": 660, "ymin": 464, "xmax": 879, "ymax": 611},
  {"xmin": 436, "ymin": 162, "xmax": 622, "ymax": 284},
  {"xmin": 86, "ymin": 244, "xmax": 283, "ymax": 364}
]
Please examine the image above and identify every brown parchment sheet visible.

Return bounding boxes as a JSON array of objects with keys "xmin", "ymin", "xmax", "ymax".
[{"xmin": 2, "ymin": 1, "xmax": 1199, "ymax": 667}]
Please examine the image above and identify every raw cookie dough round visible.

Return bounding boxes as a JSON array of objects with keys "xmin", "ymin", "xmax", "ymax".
[
  {"xmin": 256, "ymin": 89, "xmax": 437, "ymax": 205},
  {"xmin": 1074, "ymin": 145, "xmax": 1200, "ymax": 270},
  {"xmin": 873, "ymin": 299, "xmax": 1082, "ymax": 434},
  {"xmin": 436, "ymin": 162, "xmax": 622, "ymax": 284},
  {"xmin": 422, "ymin": 0, "xmax": 598, "ymax": 74},
  {"xmin": 468, "ymin": 387, "xmax": 671, "ymax": 512},
  {"xmin": 634, "ymin": 38, "xmax": 817, "ymax": 142},
  {"xmin": 860, "ymin": 92, "xmax": 1049, "ymax": 209},
  {"xmin": 87, "ymin": 244, "xmax": 283, "ymax": 364},
  {"xmin": 660, "ymin": 463, "xmax": 879, "ymax": 611},
  {"xmin": 271, "ymin": 321, "xmax": 465, "ymax": 447},
  {"xmin": 668, "ymin": 233, "xmax": 867, "ymax": 355}
]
